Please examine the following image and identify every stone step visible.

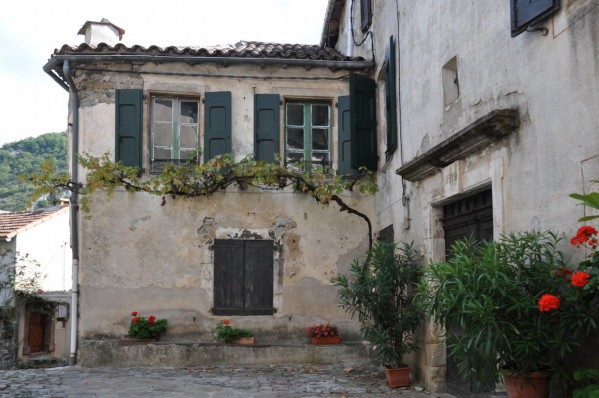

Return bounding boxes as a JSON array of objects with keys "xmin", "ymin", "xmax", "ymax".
[{"xmin": 80, "ymin": 340, "xmax": 372, "ymax": 368}]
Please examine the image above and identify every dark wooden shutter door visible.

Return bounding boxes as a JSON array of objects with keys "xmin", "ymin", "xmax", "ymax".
[
  {"xmin": 213, "ymin": 240, "xmax": 244, "ymax": 315},
  {"xmin": 213, "ymin": 239, "xmax": 274, "ymax": 315},
  {"xmin": 115, "ymin": 89, "xmax": 143, "ymax": 169},
  {"xmin": 254, "ymin": 94, "xmax": 280, "ymax": 163},
  {"xmin": 337, "ymin": 95, "xmax": 357, "ymax": 175},
  {"xmin": 511, "ymin": 0, "xmax": 559, "ymax": 37},
  {"xmin": 204, "ymin": 92, "xmax": 232, "ymax": 160},
  {"xmin": 385, "ymin": 36, "xmax": 397, "ymax": 155},
  {"xmin": 350, "ymin": 73, "xmax": 377, "ymax": 171},
  {"xmin": 244, "ymin": 240, "xmax": 274, "ymax": 315}
]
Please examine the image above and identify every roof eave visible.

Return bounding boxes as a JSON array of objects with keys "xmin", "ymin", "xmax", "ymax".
[{"xmin": 44, "ymin": 53, "xmax": 374, "ymax": 91}]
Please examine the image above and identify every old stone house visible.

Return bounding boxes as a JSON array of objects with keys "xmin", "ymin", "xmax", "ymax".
[
  {"xmin": 322, "ymin": 0, "xmax": 599, "ymax": 393},
  {"xmin": 44, "ymin": 20, "xmax": 379, "ymax": 365},
  {"xmin": 0, "ymin": 204, "xmax": 72, "ymax": 367}
]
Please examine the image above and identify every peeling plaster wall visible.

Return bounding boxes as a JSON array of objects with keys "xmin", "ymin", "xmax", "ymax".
[
  {"xmin": 68, "ymin": 61, "xmax": 375, "ymax": 344},
  {"xmin": 335, "ymin": 0, "xmax": 599, "ymax": 392}
]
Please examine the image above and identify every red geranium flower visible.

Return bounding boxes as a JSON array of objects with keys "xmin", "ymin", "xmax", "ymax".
[
  {"xmin": 131, "ymin": 311, "xmax": 138, "ymax": 317},
  {"xmin": 538, "ymin": 294, "xmax": 560, "ymax": 312},
  {"xmin": 222, "ymin": 320, "xmax": 230, "ymax": 325},
  {"xmin": 571, "ymin": 271, "xmax": 591, "ymax": 287},
  {"xmin": 572, "ymin": 226, "xmax": 598, "ymax": 246},
  {"xmin": 133, "ymin": 317, "xmax": 141, "ymax": 324}
]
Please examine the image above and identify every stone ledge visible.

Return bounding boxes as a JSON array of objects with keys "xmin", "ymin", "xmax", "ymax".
[
  {"xmin": 80, "ymin": 340, "xmax": 372, "ymax": 367},
  {"xmin": 396, "ymin": 109, "xmax": 520, "ymax": 181}
]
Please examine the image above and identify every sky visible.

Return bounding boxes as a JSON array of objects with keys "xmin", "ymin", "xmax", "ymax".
[{"xmin": 0, "ymin": 0, "xmax": 329, "ymax": 146}]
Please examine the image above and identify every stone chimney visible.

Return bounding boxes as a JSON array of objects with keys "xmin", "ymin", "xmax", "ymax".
[{"xmin": 77, "ymin": 18, "xmax": 125, "ymax": 46}]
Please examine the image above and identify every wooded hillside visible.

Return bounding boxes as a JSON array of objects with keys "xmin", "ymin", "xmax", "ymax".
[{"xmin": 0, "ymin": 132, "xmax": 67, "ymax": 211}]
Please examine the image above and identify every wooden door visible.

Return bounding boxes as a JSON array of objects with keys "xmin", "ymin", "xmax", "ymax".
[{"xmin": 28, "ymin": 313, "xmax": 46, "ymax": 353}]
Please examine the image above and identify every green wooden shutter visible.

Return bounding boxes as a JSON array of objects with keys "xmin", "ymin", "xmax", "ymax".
[
  {"xmin": 350, "ymin": 73, "xmax": 377, "ymax": 171},
  {"xmin": 337, "ymin": 95, "xmax": 358, "ymax": 175},
  {"xmin": 115, "ymin": 89, "xmax": 143, "ymax": 169},
  {"xmin": 204, "ymin": 91, "xmax": 232, "ymax": 160},
  {"xmin": 385, "ymin": 36, "xmax": 398, "ymax": 155},
  {"xmin": 254, "ymin": 94, "xmax": 280, "ymax": 163}
]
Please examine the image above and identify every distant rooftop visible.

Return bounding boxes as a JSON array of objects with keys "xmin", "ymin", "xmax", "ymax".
[{"xmin": 0, "ymin": 206, "xmax": 68, "ymax": 241}]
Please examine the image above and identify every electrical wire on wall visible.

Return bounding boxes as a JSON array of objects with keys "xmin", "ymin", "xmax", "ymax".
[{"xmin": 350, "ymin": 0, "xmax": 376, "ymax": 63}]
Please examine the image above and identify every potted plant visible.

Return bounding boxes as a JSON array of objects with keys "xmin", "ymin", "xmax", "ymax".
[
  {"xmin": 417, "ymin": 230, "xmax": 598, "ymax": 398},
  {"xmin": 332, "ymin": 241, "xmax": 422, "ymax": 387},
  {"xmin": 306, "ymin": 324, "xmax": 341, "ymax": 344},
  {"xmin": 126, "ymin": 311, "xmax": 167, "ymax": 341},
  {"xmin": 216, "ymin": 320, "xmax": 254, "ymax": 344}
]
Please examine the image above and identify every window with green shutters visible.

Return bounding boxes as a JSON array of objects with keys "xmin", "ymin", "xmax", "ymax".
[
  {"xmin": 285, "ymin": 102, "xmax": 331, "ymax": 169},
  {"xmin": 150, "ymin": 96, "xmax": 200, "ymax": 173},
  {"xmin": 384, "ymin": 36, "xmax": 397, "ymax": 157}
]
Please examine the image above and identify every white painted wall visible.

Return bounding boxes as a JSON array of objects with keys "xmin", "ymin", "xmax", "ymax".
[{"xmin": 16, "ymin": 207, "xmax": 72, "ymax": 293}]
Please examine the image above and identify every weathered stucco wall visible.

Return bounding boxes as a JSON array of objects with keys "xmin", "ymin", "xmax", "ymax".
[
  {"xmin": 69, "ymin": 61, "xmax": 375, "ymax": 344},
  {"xmin": 335, "ymin": 0, "xmax": 599, "ymax": 392}
]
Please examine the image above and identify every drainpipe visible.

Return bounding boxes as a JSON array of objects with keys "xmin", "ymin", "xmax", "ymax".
[{"xmin": 62, "ymin": 60, "xmax": 79, "ymax": 366}]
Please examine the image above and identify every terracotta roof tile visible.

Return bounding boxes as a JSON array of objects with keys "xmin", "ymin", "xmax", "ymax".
[
  {"xmin": 53, "ymin": 40, "xmax": 364, "ymax": 62},
  {"xmin": 0, "ymin": 207, "xmax": 68, "ymax": 240}
]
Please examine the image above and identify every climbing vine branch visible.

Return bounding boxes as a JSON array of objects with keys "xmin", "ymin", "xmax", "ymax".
[{"xmin": 27, "ymin": 154, "xmax": 378, "ymax": 247}]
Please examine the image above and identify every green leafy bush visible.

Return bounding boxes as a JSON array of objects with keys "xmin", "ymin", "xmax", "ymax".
[{"xmin": 332, "ymin": 241, "xmax": 422, "ymax": 368}]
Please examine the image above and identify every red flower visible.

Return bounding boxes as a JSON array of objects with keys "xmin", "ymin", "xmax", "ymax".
[
  {"xmin": 571, "ymin": 226, "xmax": 598, "ymax": 246},
  {"xmin": 222, "ymin": 320, "xmax": 230, "ymax": 325},
  {"xmin": 538, "ymin": 294, "xmax": 560, "ymax": 312},
  {"xmin": 571, "ymin": 271, "xmax": 591, "ymax": 287},
  {"xmin": 131, "ymin": 311, "xmax": 138, "ymax": 317},
  {"xmin": 133, "ymin": 317, "xmax": 141, "ymax": 324}
]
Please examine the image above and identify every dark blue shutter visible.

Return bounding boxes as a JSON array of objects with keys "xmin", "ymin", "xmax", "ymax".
[
  {"xmin": 337, "ymin": 95, "xmax": 358, "ymax": 175},
  {"xmin": 204, "ymin": 92, "xmax": 232, "ymax": 160},
  {"xmin": 511, "ymin": 0, "xmax": 559, "ymax": 37},
  {"xmin": 350, "ymin": 73, "xmax": 377, "ymax": 171},
  {"xmin": 254, "ymin": 94, "xmax": 280, "ymax": 163},
  {"xmin": 385, "ymin": 36, "xmax": 398, "ymax": 156},
  {"xmin": 115, "ymin": 89, "xmax": 143, "ymax": 169}
]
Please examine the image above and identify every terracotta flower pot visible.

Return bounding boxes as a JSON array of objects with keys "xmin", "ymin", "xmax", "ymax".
[
  {"xmin": 502, "ymin": 371, "xmax": 549, "ymax": 398},
  {"xmin": 232, "ymin": 336, "xmax": 254, "ymax": 344},
  {"xmin": 311, "ymin": 335, "xmax": 341, "ymax": 345},
  {"xmin": 385, "ymin": 366, "xmax": 410, "ymax": 387}
]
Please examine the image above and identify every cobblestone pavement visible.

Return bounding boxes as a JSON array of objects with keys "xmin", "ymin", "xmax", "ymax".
[{"xmin": 0, "ymin": 361, "xmax": 456, "ymax": 398}]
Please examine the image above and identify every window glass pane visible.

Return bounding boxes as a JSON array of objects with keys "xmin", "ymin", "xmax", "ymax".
[
  {"xmin": 312, "ymin": 152, "xmax": 330, "ymax": 163},
  {"xmin": 180, "ymin": 126, "xmax": 198, "ymax": 148},
  {"xmin": 286, "ymin": 104, "xmax": 304, "ymax": 126},
  {"xmin": 179, "ymin": 149, "xmax": 197, "ymax": 161},
  {"xmin": 312, "ymin": 104, "xmax": 329, "ymax": 127},
  {"xmin": 180, "ymin": 101, "xmax": 199, "ymax": 124},
  {"xmin": 153, "ymin": 123, "xmax": 173, "ymax": 147},
  {"xmin": 154, "ymin": 147, "xmax": 171, "ymax": 160},
  {"xmin": 312, "ymin": 128, "xmax": 329, "ymax": 150},
  {"xmin": 287, "ymin": 128, "xmax": 304, "ymax": 150},
  {"xmin": 154, "ymin": 99, "xmax": 173, "ymax": 122},
  {"xmin": 286, "ymin": 152, "xmax": 304, "ymax": 164}
]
